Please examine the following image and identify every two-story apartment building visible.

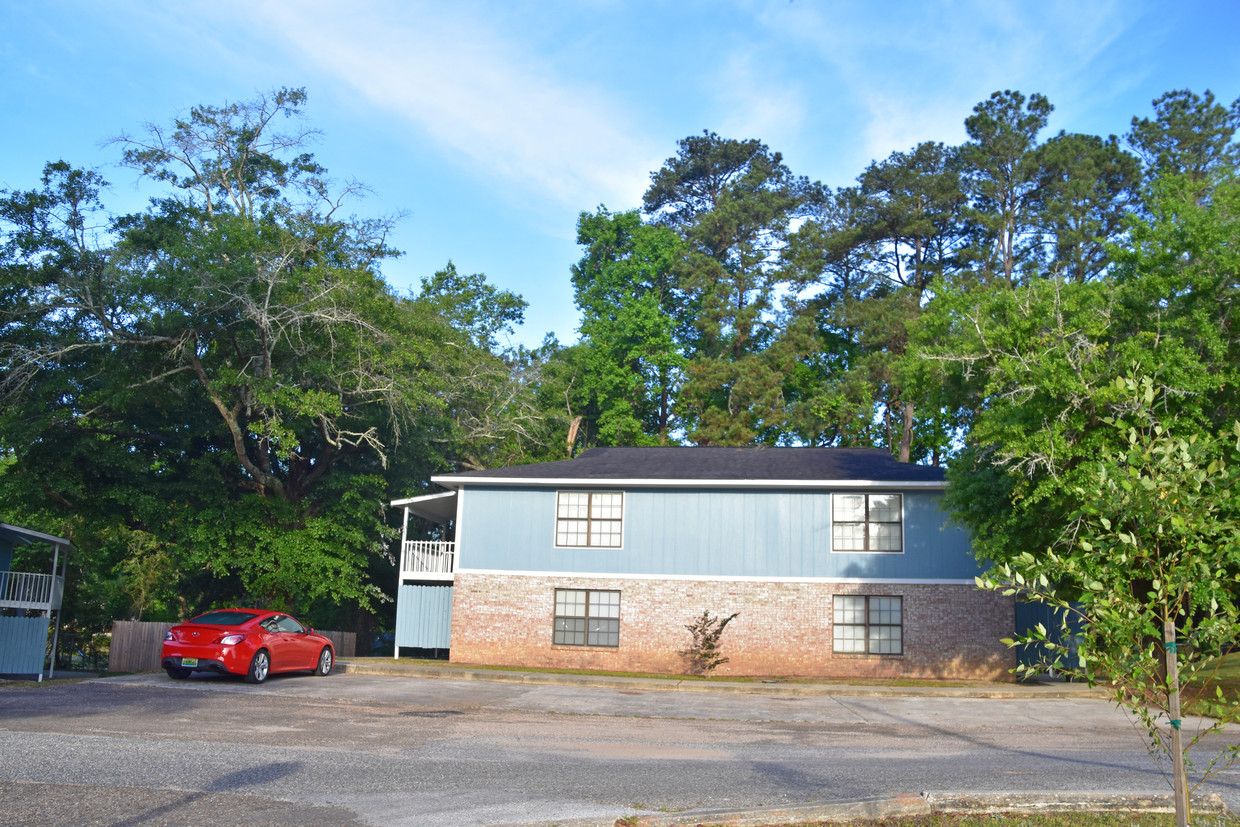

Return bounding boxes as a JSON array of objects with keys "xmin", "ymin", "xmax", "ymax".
[{"xmin": 391, "ymin": 447, "xmax": 1015, "ymax": 680}]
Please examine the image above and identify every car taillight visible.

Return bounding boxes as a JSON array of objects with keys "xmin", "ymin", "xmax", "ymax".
[{"xmin": 219, "ymin": 634, "xmax": 245, "ymax": 645}]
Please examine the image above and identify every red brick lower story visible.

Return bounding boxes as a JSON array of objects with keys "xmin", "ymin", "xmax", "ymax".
[{"xmin": 448, "ymin": 573, "xmax": 1017, "ymax": 681}]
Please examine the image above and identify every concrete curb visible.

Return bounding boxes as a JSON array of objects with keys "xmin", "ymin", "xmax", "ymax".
[
  {"xmin": 336, "ymin": 659, "xmax": 1112, "ymax": 700},
  {"xmin": 516, "ymin": 793, "xmax": 930, "ymax": 827},
  {"xmin": 924, "ymin": 791, "xmax": 1226, "ymax": 814},
  {"xmin": 502, "ymin": 791, "xmax": 1227, "ymax": 827}
]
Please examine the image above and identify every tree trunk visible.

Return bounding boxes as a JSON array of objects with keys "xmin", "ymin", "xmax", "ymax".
[{"xmin": 899, "ymin": 401, "xmax": 914, "ymax": 463}]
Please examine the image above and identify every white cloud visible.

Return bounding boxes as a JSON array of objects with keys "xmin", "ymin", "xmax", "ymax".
[
  {"xmin": 747, "ymin": 0, "xmax": 1135, "ymax": 164},
  {"xmin": 858, "ymin": 95, "xmax": 969, "ymax": 163},
  {"xmin": 712, "ymin": 50, "xmax": 809, "ymax": 150},
  {"xmin": 233, "ymin": 1, "xmax": 659, "ymax": 213}
]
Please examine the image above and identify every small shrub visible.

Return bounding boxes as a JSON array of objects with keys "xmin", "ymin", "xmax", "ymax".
[{"xmin": 679, "ymin": 610, "xmax": 739, "ymax": 675}]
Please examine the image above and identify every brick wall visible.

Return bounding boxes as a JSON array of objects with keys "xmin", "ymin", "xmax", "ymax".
[{"xmin": 449, "ymin": 573, "xmax": 1017, "ymax": 680}]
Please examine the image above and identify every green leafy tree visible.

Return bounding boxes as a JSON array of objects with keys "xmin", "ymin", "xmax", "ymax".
[
  {"xmin": 1030, "ymin": 131, "xmax": 1141, "ymax": 282},
  {"xmin": 855, "ymin": 141, "xmax": 970, "ymax": 292},
  {"xmin": 1128, "ymin": 88, "xmax": 1240, "ymax": 198},
  {"xmin": 922, "ymin": 275, "xmax": 1123, "ymax": 563},
  {"xmin": 110, "ymin": 527, "xmax": 180, "ymax": 621},
  {"xmin": 416, "ymin": 262, "xmax": 562, "ymax": 471},
  {"xmin": 980, "ymin": 388, "xmax": 1240, "ymax": 825},
  {"xmin": 781, "ymin": 186, "xmax": 885, "ymax": 448},
  {"xmin": 419, "ymin": 262, "xmax": 527, "ymax": 351},
  {"xmin": 961, "ymin": 90, "xmax": 1053, "ymax": 285},
  {"xmin": 643, "ymin": 131, "xmax": 814, "ymax": 445},
  {"xmin": 926, "ymin": 169, "xmax": 1240, "ymax": 568},
  {"xmin": 0, "ymin": 90, "xmax": 540, "ymax": 626},
  {"xmin": 782, "ymin": 143, "xmax": 970, "ymax": 462},
  {"xmin": 848, "ymin": 142, "xmax": 971, "ymax": 462},
  {"xmin": 569, "ymin": 207, "xmax": 688, "ymax": 446}
]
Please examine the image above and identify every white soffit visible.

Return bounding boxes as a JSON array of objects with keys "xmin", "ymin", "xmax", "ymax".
[{"xmin": 389, "ymin": 491, "xmax": 457, "ymax": 524}]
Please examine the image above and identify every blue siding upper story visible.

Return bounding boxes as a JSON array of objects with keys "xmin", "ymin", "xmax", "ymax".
[{"xmin": 457, "ymin": 486, "xmax": 978, "ymax": 580}]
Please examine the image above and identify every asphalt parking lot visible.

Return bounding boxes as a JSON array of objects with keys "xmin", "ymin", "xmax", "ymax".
[{"xmin": 1, "ymin": 667, "xmax": 1237, "ymax": 826}]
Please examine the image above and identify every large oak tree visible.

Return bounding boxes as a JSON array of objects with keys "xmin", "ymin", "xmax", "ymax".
[{"xmin": 0, "ymin": 90, "xmax": 540, "ymax": 624}]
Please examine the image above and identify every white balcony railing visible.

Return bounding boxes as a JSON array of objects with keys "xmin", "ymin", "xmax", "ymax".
[
  {"xmin": 400, "ymin": 540, "xmax": 456, "ymax": 580},
  {"xmin": 0, "ymin": 571, "xmax": 64, "ymax": 610}
]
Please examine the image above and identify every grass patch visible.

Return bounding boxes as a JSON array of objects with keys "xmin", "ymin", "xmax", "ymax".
[
  {"xmin": 1182, "ymin": 652, "xmax": 1240, "ymax": 718},
  {"xmin": 355, "ymin": 657, "xmax": 995, "ymax": 688},
  {"xmin": 404, "ymin": 659, "xmax": 751, "ymax": 682},
  {"xmin": 0, "ymin": 676, "xmax": 96, "ymax": 689}
]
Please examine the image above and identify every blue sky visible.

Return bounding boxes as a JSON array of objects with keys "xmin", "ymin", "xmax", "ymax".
[{"xmin": 4, "ymin": 1, "xmax": 1237, "ymax": 348}]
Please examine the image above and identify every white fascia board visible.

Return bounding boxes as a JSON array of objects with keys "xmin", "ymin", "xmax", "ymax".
[
  {"xmin": 390, "ymin": 490, "xmax": 457, "ymax": 525},
  {"xmin": 455, "ymin": 568, "xmax": 974, "ymax": 585},
  {"xmin": 430, "ymin": 476, "xmax": 946, "ymax": 491},
  {"xmin": 390, "ymin": 491, "xmax": 457, "ymax": 508}
]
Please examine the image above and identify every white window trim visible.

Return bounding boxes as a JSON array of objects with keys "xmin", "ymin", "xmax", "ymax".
[
  {"xmin": 553, "ymin": 490, "xmax": 625, "ymax": 549},
  {"xmin": 830, "ymin": 492, "xmax": 905, "ymax": 554}
]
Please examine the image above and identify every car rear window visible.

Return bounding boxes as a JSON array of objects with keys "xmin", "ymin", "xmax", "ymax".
[{"xmin": 190, "ymin": 610, "xmax": 258, "ymax": 626}]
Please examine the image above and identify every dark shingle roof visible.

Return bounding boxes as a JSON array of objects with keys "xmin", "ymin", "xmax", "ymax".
[{"xmin": 433, "ymin": 446, "xmax": 944, "ymax": 486}]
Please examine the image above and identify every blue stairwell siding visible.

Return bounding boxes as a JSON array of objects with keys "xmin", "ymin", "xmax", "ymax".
[
  {"xmin": 0, "ymin": 615, "xmax": 50, "ymax": 676},
  {"xmin": 395, "ymin": 584, "xmax": 453, "ymax": 649},
  {"xmin": 458, "ymin": 487, "xmax": 976, "ymax": 580}
]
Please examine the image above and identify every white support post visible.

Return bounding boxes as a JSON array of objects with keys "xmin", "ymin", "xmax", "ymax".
[
  {"xmin": 47, "ymin": 542, "xmax": 67, "ymax": 680},
  {"xmin": 452, "ymin": 488, "xmax": 464, "ymax": 569},
  {"xmin": 396, "ymin": 507, "xmax": 409, "ymax": 661}
]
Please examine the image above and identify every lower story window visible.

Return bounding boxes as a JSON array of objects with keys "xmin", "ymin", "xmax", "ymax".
[
  {"xmin": 553, "ymin": 588, "xmax": 620, "ymax": 647},
  {"xmin": 833, "ymin": 595, "xmax": 902, "ymax": 655}
]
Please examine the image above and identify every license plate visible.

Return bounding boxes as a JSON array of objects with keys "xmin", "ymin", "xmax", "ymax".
[{"xmin": 180, "ymin": 657, "xmax": 199, "ymax": 667}]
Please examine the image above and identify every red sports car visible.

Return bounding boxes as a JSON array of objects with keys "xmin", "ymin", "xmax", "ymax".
[{"xmin": 161, "ymin": 609, "xmax": 335, "ymax": 684}]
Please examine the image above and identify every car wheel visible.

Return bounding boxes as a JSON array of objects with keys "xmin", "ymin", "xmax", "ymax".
[
  {"xmin": 245, "ymin": 649, "xmax": 270, "ymax": 684},
  {"xmin": 165, "ymin": 666, "xmax": 192, "ymax": 680},
  {"xmin": 314, "ymin": 647, "xmax": 334, "ymax": 676}
]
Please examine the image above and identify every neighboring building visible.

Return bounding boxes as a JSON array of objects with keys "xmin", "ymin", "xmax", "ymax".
[
  {"xmin": 391, "ymin": 447, "xmax": 1016, "ymax": 680},
  {"xmin": 0, "ymin": 523, "xmax": 72, "ymax": 679}
]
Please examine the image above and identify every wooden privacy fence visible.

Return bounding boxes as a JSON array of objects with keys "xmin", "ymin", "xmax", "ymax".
[
  {"xmin": 109, "ymin": 620, "xmax": 356, "ymax": 673},
  {"xmin": 109, "ymin": 621, "xmax": 174, "ymax": 673},
  {"xmin": 319, "ymin": 630, "xmax": 356, "ymax": 659}
]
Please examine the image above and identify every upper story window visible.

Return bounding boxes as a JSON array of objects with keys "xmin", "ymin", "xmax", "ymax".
[
  {"xmin": 832, "ymin": 493, "xmax": 903, "ymax": 552},
  {"xmin": 555, "ymin": 491, "xmax": 623, "ymax": 548}
]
